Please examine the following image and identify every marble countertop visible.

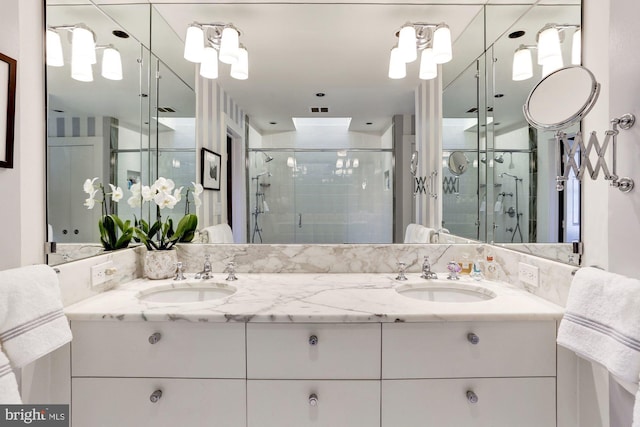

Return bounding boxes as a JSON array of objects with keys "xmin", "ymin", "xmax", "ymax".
[{"xmin": 64, "ymin": 273, "xmax": 564, "ymax": 323}]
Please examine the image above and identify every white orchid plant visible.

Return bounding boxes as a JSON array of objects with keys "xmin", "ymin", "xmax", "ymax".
[
  {"xmin": 128, "ymin": 177, "xmax": 201, "ymax": 251},
  {"xmin": 83, "ymin": 178, "xmax": 133, "ymax": 251},
  {"xmin": 83, "ymin": 177, "xmax": 202, "ymax": 251}
]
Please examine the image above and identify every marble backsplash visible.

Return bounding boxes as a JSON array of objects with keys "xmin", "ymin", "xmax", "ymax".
[{"xmin": 56, "ymin": 243, "xmax": 576, "ymax": 309}]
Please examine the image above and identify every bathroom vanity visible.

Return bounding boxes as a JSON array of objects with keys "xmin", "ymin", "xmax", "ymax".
[{"xmin": 64, "ymin": 274, "xmax": 563, "ymax": 427}]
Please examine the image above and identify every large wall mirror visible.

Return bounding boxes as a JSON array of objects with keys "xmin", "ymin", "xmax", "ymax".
[{"xmin": 45, "ymin": 0, "xmax": 581, "ymax": 266}]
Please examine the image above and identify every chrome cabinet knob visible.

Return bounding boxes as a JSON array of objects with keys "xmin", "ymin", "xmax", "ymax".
[
  {"xmin": 467, "ymin": 332, "xmax": 480, "ymax": 345},
  {"xmin": 150, "ymin": 389, "xmax": 163, "ymax": 403},
  {"xmin": 466, "ymin": 390, "xmax": 478, "ymax": 404},
  {"xmin": 148, "ymin": 332, "xmax": 162, "ymax": 344},
  {"xmin": 309, "ymin": 335, "xmax": 319, "ymax": 346},
  {"xmin": 309, "ymin": 393, "xmax": 319, "ymax": 406}
]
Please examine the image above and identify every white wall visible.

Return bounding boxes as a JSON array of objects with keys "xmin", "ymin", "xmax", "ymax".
[
  {"xmin": 606, "ymin": 0, "xmax": 640, "ymax": 278},
  {"xmin": 581, "ymin": 0, "xmax": 610, "ymax": 272},
  {"xmin": 0, "ymin": 0, "xmax": 45, "ymax": 270}
]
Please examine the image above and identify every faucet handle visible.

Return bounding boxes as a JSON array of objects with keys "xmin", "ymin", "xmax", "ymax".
[
  {"xmin": 174, "ymin": 262, "xmax": 186, "ymax": 281},
  {"xmin": 396, "ymin": 262, "xmax": 408, "ymax": 281},
  {"xmin": 224, "ymin": 261, "xmax": 238, "ymax": 281}
]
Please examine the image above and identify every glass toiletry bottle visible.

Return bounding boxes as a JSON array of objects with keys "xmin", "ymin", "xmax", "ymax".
[
  {"xmin": 485, "ymin": 249, "xmax": 497, "ymax": 280},
  {"xmin": 458, "ymin": 253, "xmax": 472, "ymax": 275}
]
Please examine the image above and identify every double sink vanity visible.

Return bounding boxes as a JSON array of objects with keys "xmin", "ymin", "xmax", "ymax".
[{"xmin": 65, "ymin": 264, "xmax": 564, "ymax": 427}]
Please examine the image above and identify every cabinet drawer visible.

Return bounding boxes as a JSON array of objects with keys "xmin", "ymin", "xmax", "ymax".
[
  {"xmin": 71, "ymin": 321, "xmax": 245, "ymax": 378},
  {"xmin": 248, "ymin": 380, "xmax": 380, "ymax": 427},
  {"xmin": 72, "ymin": 378, "xmax": 245, "ymax": 427},
  {"xmin": 382, "ymin": 377, "xmax": 556, "ymax": 427},
  {"xmin": 382, "ymin": 321, "xmax": 556, "ymax": 378},
  {"xmin": 247, "ymin": 323, "xmax": 380, "ymax": 379}
]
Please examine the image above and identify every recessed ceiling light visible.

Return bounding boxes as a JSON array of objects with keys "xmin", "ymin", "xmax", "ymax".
[
  {"xmin": 53, "ymin": 109, "xmax": 64, "ymax": 113},
  {"xmin": 112, "ymin": 30, "xmax": 130, "ymax": 39},
  {"xmin": 466, "ymin": 107, "xmax": 478, "ymax": 113},
  {"xmin": 366, "ymin": 122, "xmax": 373, "ymax": 125},
  {"xmin": 508, "ymin": 30, "xmax": 525, "ymax": 39},
  {"xmin": 269, "ymin": 121, "xmax": 277, "ymax": 125},
  {"xmin": 315, "ymin": 92, "xmax": 326, "ymax": 97},
  {"xmin": 140, "ymin": 93, "xmax": 148, "ymax": 98},
  {"xmin": 494, "ymin": 93, "xmax": 504, "ymax": 98}
]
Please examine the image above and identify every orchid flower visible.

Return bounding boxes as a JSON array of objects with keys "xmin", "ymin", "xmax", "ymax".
[
  {"xmin": 109, "ymin": 184, "xmax": 124, "ymax": 202},
  {"xmin": 83, "ymin": 177, "xmax": 99, "ymax": 194},
  {"xmin": 83, "ymin": 189, "xmax": 98, "ymax": 209}
]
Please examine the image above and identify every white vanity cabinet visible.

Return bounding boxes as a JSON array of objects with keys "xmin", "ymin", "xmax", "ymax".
[
  {"xmin": 381, "ymin": 321, "xmax": 557, "ymax": 426},
  {"xmin": 69, "ymin": 319, "xmax": 559, "ymax": 426},
  {"xmin": 70, "ymin": 321, "xmax": 246, "ymax": 427},
  {"xmin": 246, "ymin": 323, "xmax": 381, "ymax": 427}
]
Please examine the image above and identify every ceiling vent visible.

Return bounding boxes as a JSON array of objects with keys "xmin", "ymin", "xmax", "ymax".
[
  {"xmin": 466, "ymin": 107, "xmax": 478, "ymax": 113},
  {"xmin": 310, "ymin": 107, "xmax": 329, "ymax": 113},
  {"xmin": 157, "ymin": 107, "xmax": 176, "ymax": 113}
]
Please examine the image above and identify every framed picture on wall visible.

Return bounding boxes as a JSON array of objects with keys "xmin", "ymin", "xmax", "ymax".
[
  {"xmin": 0, "ymin": 52, "xmax": 16, "ymax": 169},
  {"xmin": 201, "ymin": 147, "xmax": 221, "ymax": 191}
]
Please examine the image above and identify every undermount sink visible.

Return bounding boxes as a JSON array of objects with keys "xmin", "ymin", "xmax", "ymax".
[
  {"xmin": 137, "ymin": 282, "xmax": 236, "ymax": 304},
  {"xmin": 396, "ymin": 281, "xmax": 496, "ymax": 303}
]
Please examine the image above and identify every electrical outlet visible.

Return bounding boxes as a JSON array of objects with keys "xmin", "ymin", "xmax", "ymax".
[
  {"xmin": 518, "ymin": 262, "xmax": 539, "ymax": 287},
  {"xmin": 91, "ymin": 261, "xmax": 114, "ymax": 288}
]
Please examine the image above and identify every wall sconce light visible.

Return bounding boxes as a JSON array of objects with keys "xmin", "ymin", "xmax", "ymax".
[
  {"xmin": 184, "ymin": 23, "xmax": 249, "ymax": 80},
  {"xmin": 46, "ymin": 24, "xmax": 123, "ymax": 82},
  {"xmin": 389, "ymin": 22, "xmax": 452, "ymax": 80},
  {"xmin": 511, "ymin": 24, "xmax": 580, "ymax": 82}
]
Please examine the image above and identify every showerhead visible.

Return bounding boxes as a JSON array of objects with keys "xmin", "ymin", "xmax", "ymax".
[
  {"xmin": 499, "ymin": 172, "xmax": 521, "ymax": 181},
  {"xmin": 262, "ymin": 152, "xmax": 274, "ymax": 163},
  {"xmin": 494, "ymin": 154, "xmax": 504, "ymax": 163}
]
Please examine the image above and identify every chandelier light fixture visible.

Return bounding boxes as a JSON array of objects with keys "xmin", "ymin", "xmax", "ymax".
[
  {"xmin": 46, "ymin": 24, "xmax": 123, "ymax": 82},
  {"xmin": 183, "ymin": 22, "xmax": 248, "ymax": 80},
  {"xmin": 511, "ymin": 24, "xmax": 580, "ymax": 82},
  {"xmin": 388, "ymin": 22, "xmax": 452, "ymax": 80}
]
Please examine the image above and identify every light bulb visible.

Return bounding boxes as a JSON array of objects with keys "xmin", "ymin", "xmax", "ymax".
[
  {"xmin": 287, "ymin": 157, "xmax": 295, "ymax": 168},
  {"xmin": 419, "ymin": 47, "xmax": 437, "ymax": 80},
  {"xmin": 398, "ymin": 25, "xmax": 417, "ymax": 63},
  {"xmin": 219, "ymin": 26, "xmax": 240, "ymax": 65},
  {"xmin": 336, "ymin": 159, "xmax": 344, "ymax": 168},
  {"xmin": 537, "ymin": 26, "xmax": 562, "ymax": 66},
  {"xmin": 184, "ymin": 25, "xmax": 204, "ymax": 63},
  {"xmin": 542, "ymin": 54, "xmax": 563, "ymax": 77},
  {"xmin": 353, "ymin": 158, "xmax": 359, "ymax": 168},
  {"xmin": 512, "ymin": 47, "xmax": 533, "ymax": 81},
  {"xmin": 432, "ymin": 24, "xmax": 452, "ymax": 64},
  {"xmin": 46, "ymin": 29, "xmax": 64, "ymax": 67},
  {"xmin": 199, "ymin": 46, "xmax": 219, "ymax": 79},
  {"xmin": 388, "ymin": 47, "xmax": 406, "ymax": 79},
  {"xmin": 72, "ymin": 25, "xmax": 96, "ymax": 66},
  {"xmin": 230, "ymin": 46, "xmax": 249, "ymax": 80},
  {"xmin": 71, "ymin": 59, "xmax": 93, "ymax": 82},
  {"xmin": 572, "ymin": 28, "xmax": 581, "ymax": 65},
  {"xmin": 101, "ymin": 47, "xmax": 122, "ymax": 80}
]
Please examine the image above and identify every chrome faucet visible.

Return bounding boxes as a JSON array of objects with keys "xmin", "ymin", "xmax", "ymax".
[
  {"xmin": 420, "ymin": 256, "xmax": 438, "ymax": 280},
  {"xmin": 395, "ymin": 262, "xmax": 408, "ymax": 281},
  {"xmin": 224, "ymin": 261, "xmax": 238, "ymax": 281},
  {"xmin": 195, "ymin": 254, "xmax": 213, "ymax": 280},
  {"xmin": 174, "ymin": 262, "xmax": 186, "ymax": 281}
]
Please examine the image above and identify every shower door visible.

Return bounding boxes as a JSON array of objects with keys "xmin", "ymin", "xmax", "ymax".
[{"xmin": 249, "ymin": 150, "xmax": 393, "ymax": 244}]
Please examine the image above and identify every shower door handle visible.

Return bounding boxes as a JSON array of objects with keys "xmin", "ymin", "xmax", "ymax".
[{"xmin": 298, "ymin": 213, "xmax": 302, "ymax": 228}]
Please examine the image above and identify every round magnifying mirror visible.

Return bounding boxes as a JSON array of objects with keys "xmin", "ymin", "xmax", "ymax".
[
  {"xmin": 448, "ymin": 151, "xmax": 469, "ymax": 176},
  {"xmin": 524, "ymin": 66, "xmax": 600, "ymax": 131}
]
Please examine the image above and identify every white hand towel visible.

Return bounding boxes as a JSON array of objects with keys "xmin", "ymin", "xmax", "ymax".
[
  {"xmin": 0, "ymin": 265, "xmax": 72, "ymax": 369},
  {"xmin": 0, "ymin": 346, "xmax": 21, "ymax": 403},
  {"xmin": 557, "ymin": 267, "xmax": 640, "ymax": 386},
  {"xmin": 404, "ymin": 224, "xmax": 435, "ymax": 244},
  {"xmin": 204, "ymin": 223, "xmax": 234, "ymax": 244}
]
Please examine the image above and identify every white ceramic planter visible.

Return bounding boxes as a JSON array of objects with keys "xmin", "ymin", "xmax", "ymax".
[{"xmin": 144, "ymin": 249, "xmax": 178, "ymax": 280}]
